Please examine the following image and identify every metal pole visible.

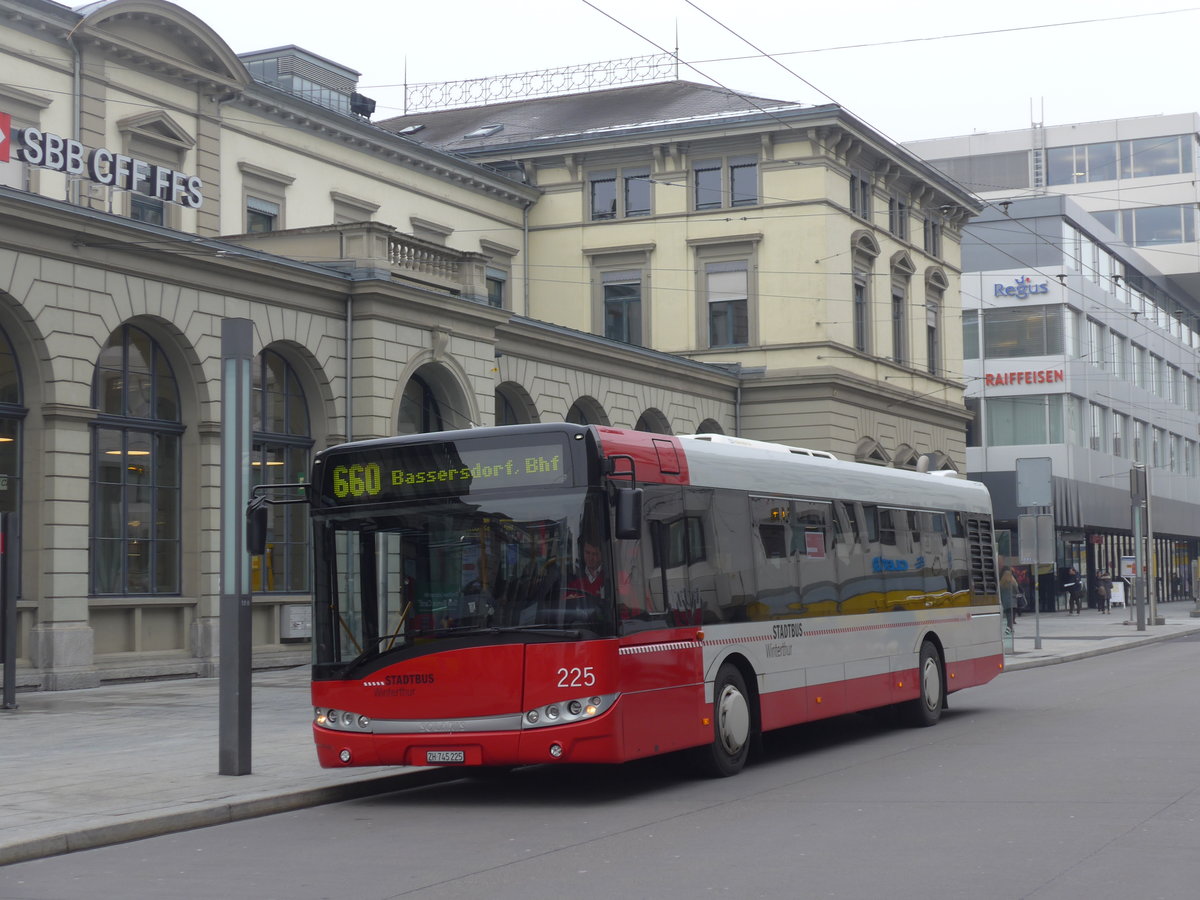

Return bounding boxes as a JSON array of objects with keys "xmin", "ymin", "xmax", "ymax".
[
  {"xmin": 1132, "ymin": 499, "xmax": 1147, "ymax": 632},
  {"xmin": 219, "ymin": 319, "xmax": 254, "ymax": 775},
  {"xmin": 1145, "ymin": 466, "xmax": 1161, "ymax": 625}
]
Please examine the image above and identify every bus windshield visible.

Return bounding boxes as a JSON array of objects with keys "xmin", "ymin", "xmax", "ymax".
[{"xmin": 315, "ymin": 489, "xmax": 612, "ymax": 672}]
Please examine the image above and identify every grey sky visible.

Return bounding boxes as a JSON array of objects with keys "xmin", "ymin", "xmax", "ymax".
[{"xmin": 175, "ymin": 0, "xmax": 1200, "ymax": 143}]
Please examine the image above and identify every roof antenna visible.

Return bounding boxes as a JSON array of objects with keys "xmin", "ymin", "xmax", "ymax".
[{"xmin": 674, "ymin": 19, "xmax": 680, "ymax": 80}]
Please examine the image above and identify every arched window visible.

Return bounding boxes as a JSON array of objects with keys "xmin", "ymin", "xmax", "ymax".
[
  {"xmin": 851, "ymin": 232, "xmax": 880, "ymax": 354},
  {"xmin": 635, "ymin": 409, "xmax": 671, "ymax": 434},
  {"xmin": 0, "ymin": 324, "xmax": 23, "ymax": 553},
  {"xmin": 251, "ymin": 348, "xmax": 312, "ymax": 593},
  {"xmin": 398, "ymin": 374, "xmax": 444, "ymax": 434},
  {"xmin": 90, "ymin": 324, "xmax": 181, "ymax": 595},
  {"xmin": 566, "ymin": 397, "xmax": 609, "ymax": 427}
]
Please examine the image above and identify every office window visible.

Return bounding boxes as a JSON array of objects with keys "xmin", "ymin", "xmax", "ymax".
[
  {"xmin": 1046, "ymin": 136, "xmax": 1193, "ymax": 184},
  {"xmin": 1153, "ymin": 427, "xmax": 1166, "ymax": 468},
  {"xmin": 90, "ymin": 324, "xmax": 181, "ymax": 596},
  {"xmin": 706, "ymin": 260, "xmax": 749, "ymax": 347},
  {"xmin": 1113, "ymin": 412, "xmax": 1128, "ymax": 458},
  {"xmin": 982, "ymin": 305, "xmax": 1064, "ymax": 358},
  {"xmin": 1093, "ymin": 204, "xmax": 1197, "ymax": 247},
  {"xmin": 963, "ymin": 310, "xmax": 979, "ymax": 360},
  {"xmin": 1122, "ymin": 135, "xmax": 1193, "ymax": 178},
  {"xmin": 1112, "ymin": 333, "xmax": 1127, "ymax": 380},
  {"xmin": 602, "ymin": 270, "xmax": 642, "ymax": 345},
  {"xmin": 1088, "ymin": 319, "xmax": 1106, "ymax": 368},
  {"xmin": 1132, "ymin": 344, "xmax": 1147, "ymax": 389},
  {"xmin": 1089, "ymin": 403, "xmax": 1108, "ymax": 453},
  {"xmin": 985, "ymin": 395, "xmax": 1064, "ymax": 447}
]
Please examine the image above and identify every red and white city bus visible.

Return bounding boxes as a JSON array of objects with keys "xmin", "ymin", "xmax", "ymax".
[{"xmin": 307, "ymin": 423, "xmax": 1003, "ymax": 776}]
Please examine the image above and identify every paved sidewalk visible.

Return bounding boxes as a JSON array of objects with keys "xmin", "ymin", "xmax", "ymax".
[{"xmin": 4, "ymin": 602, "xmax": 1200, "ymax": 866}]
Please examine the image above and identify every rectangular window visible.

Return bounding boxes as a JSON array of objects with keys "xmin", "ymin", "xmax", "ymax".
[
  {"xmin": 962, "ymin": 310, "xmax": 979, "ymax": 360},
  {"xmin": 246, "ymin": 196, "xmax": 279, "ymax": 233},
  {"xmin": 485, "ymin": 267, "xmax": 507, "ymax": 309},
  {"xmin": 891, "ymin": 288, "xmax": 907, "ymax": 364},
  {"xmin": 926, "ymin": 300, "xmax": 940, "ymax": 376},
  {"xmin": 1089, "ymin": 403, "xmax": 1108, "ymax": 453},
  {"xmin": 850, "ymin": 170, "xmax": 872, "ymax": 220},
  {"xmin": 706, "ymin": 260, "xmax": 749, "ymax": 347},
  {"xmin": 985, "ymin": 395, "xmax": 1064, "ymax": 447},
  {"xmin": 923, "ymin": 215, "xmax": 942, "ymax": 256},
  {"xmin": 694, "ymin": 159, "xmax": 723, "ymax": 210},
  {"xmin": 982, "ymin": 305, "xmax": 1064, "ymax": 358},
  {"xmin": 694, "ymin": 157, "xmax": 758, "ymax": 210},
  {"xmin": 623, "ymin": 168, "xmax": 651, "ymax": 217},
  {"xmin": 1066, "ymin": 395, "xmax": 1085, "ymax": 447},
  {"xmin": 589, "ymin": 166, "xmax": 652, "ymax": 220},
  {"xmin": 602, "ymin": 270, "xmax": 642, "ymax": 345},
  {"xmin": 130, "ymin": 194, "xmax": 165, "ymax": 226},
  {"xmin": 589, "ymin": 170, "xmax": 617, "ymax": 220},
  {"xmin": 1122, "ymin": 135, "xmax": 1191, "ymax": 178},
  {"xmin": 729, "ymin": 157, "xmax": 758, "ymax": 207},
  {"xmin": 853, "ymin": 276, "xmax": 870, "ymax": 353},
  {"xmin": 1088, "ymin": 319, "xmax": 1105, "ymax": 368},
  {"xmin": 1113, "ymin": 412, "xmax": 1128, "ymax": 458},
  {"xmin": 1132, "ymin": 344, "xmax": 1147, "ymax": 389},
  {"xmin": 888, "ymin": 195, "xmax": 909, "ymax": 240},
  {"xmin": 1097, "ymin": 204, "xmax": 1198, "ymax": 246}
]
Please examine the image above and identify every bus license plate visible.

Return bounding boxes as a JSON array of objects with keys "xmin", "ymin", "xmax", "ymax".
[{"xmin": 426, "ymin": 750, "xmax": 465, "ymax": 764}]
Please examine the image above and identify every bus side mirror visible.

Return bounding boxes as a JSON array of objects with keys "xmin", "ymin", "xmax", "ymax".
[
  {"xmin": 615, "ymin": 488, "xmax": 642, "ymax": 540},
  {"xmin": 246, "ymin": 498, "xmax": 268, "ymax": 556}
]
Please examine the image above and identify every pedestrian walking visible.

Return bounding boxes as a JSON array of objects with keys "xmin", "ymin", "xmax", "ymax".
[
  {"xmin": 1063, "ymin": 566, "xmax": 1082, "ymax": 615},
  {"xmin": 1097, "ymin": 568, "xmax": 1113, "ymax": 614},
  {"xmin": 999, "ymin": 567, "xmax": 1019, "ymax": 632}
]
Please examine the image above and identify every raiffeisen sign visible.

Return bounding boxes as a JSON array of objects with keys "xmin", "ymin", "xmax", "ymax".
[{"xmin": 1, "ymin": 116, "xmax": 204, "ymax": 210}]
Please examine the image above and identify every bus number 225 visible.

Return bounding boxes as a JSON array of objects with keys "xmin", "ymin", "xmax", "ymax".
[{"xmin": 557, "ymin": 666, "xmax": 596, "ymax": 688}]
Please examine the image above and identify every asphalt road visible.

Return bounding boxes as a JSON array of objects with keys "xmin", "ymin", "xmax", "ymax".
[{"xmin": 6, "ymin": 634, "xmax": 1200, "ymax": 900}]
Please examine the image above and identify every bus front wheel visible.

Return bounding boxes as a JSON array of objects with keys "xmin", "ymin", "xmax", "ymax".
[
  {"xmin": 903, "ymin": 640, "xmax": 945, "ymax": 727},
  {"xmin": 695, "ymin": 664, "xmax": 752, "ymax": 777}
]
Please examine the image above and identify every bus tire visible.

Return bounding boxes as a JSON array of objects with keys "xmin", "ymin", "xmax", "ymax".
[
  {"xmin": 904, "ymin": 640, "xmax": 944, "ymax": 727},
  {"xmin": 695, "ymin": 664, "xmax": 752, "ymax": 777}
]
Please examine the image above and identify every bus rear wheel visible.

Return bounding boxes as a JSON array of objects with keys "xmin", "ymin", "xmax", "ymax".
[
  {"xmin": 695, "ymin": 664, "xmax": 752, "ymax": 777},
  {"xmin": 903, "ymin": 640, "xmax": 944, "ymax": 727}
]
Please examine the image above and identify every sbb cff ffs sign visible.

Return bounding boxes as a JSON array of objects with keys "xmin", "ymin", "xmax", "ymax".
[{"xmin": 2, "ymin": 115, "xmax": 204, "ymax": 209}]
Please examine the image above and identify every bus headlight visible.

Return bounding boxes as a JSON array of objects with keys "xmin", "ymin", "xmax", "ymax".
[
  {"xmin": 315, "ymin": 707, "xmax": 374, "ymax": 733},
  {"xmin": 522, "ymin": 693, "xmax": 617, "ymax": 729}
]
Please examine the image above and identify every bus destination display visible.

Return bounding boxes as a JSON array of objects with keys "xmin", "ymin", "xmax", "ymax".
[{"xmin": 319, "ymin": 440, "xmax": 570, "ymax": 505}]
